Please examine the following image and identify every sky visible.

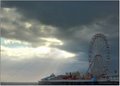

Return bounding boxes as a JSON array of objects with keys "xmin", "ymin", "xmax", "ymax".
[{"xmin": 1, "ymin": 1, "xmax": 119, "ymax": 82}]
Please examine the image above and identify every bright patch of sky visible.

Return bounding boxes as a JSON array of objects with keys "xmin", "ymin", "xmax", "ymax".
[
  {"xmin": 1, "ymin": 37, "xmax": 75, "ymax": 61},
  {"xmin": 1, "ymin": 37, "xmax": 31, "ymax": 48}
]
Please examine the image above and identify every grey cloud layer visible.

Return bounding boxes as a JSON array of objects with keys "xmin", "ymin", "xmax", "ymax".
[
  {"xmin": 2, "ymin": 1, "xmax": 118, "ymax": 28},
  {"xmin": 1, "ymin": 8, "xmax": 60, "ymax": 47}
]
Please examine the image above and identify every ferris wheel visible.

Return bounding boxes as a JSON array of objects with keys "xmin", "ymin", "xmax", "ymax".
[{"xmin": 88, "ymin": 33, "xmax": 110, "ymax": 80}]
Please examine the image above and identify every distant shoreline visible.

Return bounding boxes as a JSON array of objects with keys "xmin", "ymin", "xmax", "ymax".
[
  {"xmin": 1, "ymin": 82, "xmax": 38, "ymax": 85},
  {"xmin": 1, "ymin": 81, "xmax": 119, "ymax": 85}
]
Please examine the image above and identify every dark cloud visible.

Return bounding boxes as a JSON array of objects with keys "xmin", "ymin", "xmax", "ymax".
[{"xmin": 2, "ymin": 1, "xmax": 118, "ymax": 28}]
